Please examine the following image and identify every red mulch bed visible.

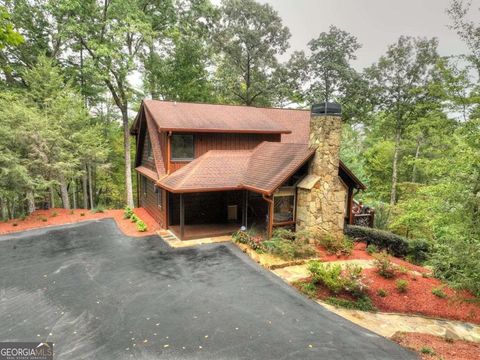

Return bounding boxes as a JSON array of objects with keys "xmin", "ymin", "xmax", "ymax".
[
  {"xmin": 393, "ymin": 332, "xmax": 480, "ymax": 360},
  {"xmin": 317, "ymin": 242, "xmax": 374, "ymax": 261},
  {"xmin": 0, "ymin": 208, "xmax": 160, "ymax": 237},
  {"xmin": 366, "ymin": 268, "xmax": 480, "ymax": 324}
]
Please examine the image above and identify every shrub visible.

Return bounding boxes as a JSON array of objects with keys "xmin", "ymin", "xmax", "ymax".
[
  {"xmin": 124, "ymin": 206, "xmax": 134, "ymax": 219},
  {"xmin": 69, "ymin": 210, "xmax": 74, "ymax": 215},
  {"xmin": 39, "ymin": 216, "xmax": 48, "ymax": 222},
  {"xmin": 12, "ymin": 222, "xmax": 18, "ymax": 227},
  {"xmin": 80, "ymin": 212, "xmax": 85, "ymax": 216},
  {"xmin": 373, "ymin": 251, "xmax": 396, "ymax": 279},
  {"xmin": 136, "ymin": 220, "xmax": 148, "ymax": 232},
  {"xmin": 19, "ymin": 215, "xmax": 26, "ymax": 221},
  {"xmin": 91, "ymin": 206, "xmax": 105, "ymax": 214},
  {"xmin": 317, "ymin": 231, "xmax": 354, "ymax": 256},
  {"xmin": 325, "ymin": 296, "xmax": 376, "ymax": 311},
  {"xmin": 307, "ymin": 261, "xmax": 368, "ymax": 297},
  {"xmin": 51, "ymin": 211, "xmax": 58, "ymax": 217},
  {"xmin": 345, "ymin": 225, "xmax": 409, "ymax": 257},
  {"xmin": 366, "ymin": 244, "xmax": 378, "ymax": 255},
  {"xmin": 431, "ymin": 286, "xmax": 448, "ymax": 299},
  {"xmin": 377, "ymin": 288, "xmax": 388, "ymax": 297},
  {"xmin": 295, "ymin": 280, "xmax": 317, "ymax": 298},
  {"xmin": 396, "ymin": 279, "xmax": 408, "ymax": 293},
  {"xmin": 130, "ymin": 214, "xmax": 139, "ymax": 223},
  {"xmin": 407, "ymin": 239, "xmax": 431, "ymax": 264},
  {"xmin": 420, "ymin": 347, "xmax": 435, "ymax": 355},
  {"xmin": 261, "ymin": 228, "xmax": 317, "ymax": 260},
  {"xmin": 232, "ymin": 230, "xmax": 264, "ymax": 251}
]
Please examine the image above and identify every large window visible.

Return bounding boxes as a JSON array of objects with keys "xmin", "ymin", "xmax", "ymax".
[
  {"xmin": 273, "ymin": 188, "xmax": 295, "ymax": 223},
  {"xmin": 171, "ymin": 134, "xmax": 194, "ymax": 161}
]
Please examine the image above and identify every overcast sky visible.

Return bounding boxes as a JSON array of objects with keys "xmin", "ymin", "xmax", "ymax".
[{"xmin": 247, "ymin": 0, "xmax": 475, "ymax": 69}]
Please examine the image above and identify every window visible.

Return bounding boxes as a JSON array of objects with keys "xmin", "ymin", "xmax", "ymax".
[
  {"xmin": 146, "ymin": 136, "xmax": 152, "ymax": 159},
  {"xmin": 273, "ymin": 188, "xmax": 296, "ymax": 223},
  {"xmin": 171, "ymin": 134, "xmax": 194, "ymax": 161},
  {"xmin": 155, "ymin": 187, "xmax": 162, "ymax": 208},
  {"xmin": 142, "ymin": 176, "xmax": 147, "ymax": 197}
]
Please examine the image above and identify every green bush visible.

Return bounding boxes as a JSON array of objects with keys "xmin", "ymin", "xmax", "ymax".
[
  {"xmin": 396, "ymin": 279, "xmax": 408, "ymax": 293},
  {"xmin": 407, "ymin": 239, "xmax": 431, "ymax": 264},
  {"xmin": 12, "ymin": 222, "xmax": 18, "ymax": 227},
  {"xmin": 345, "ymin": 225, "xmax": 409, "ymax": 257},
  {"xmin": 376, "ymin": 288, "xmax": 388, "ymax": 297},
  {"xmin": 261, "ymin": 228, "xmax": 317, "ymax": 260},
  {"xmin": 307, "ymin": 261, "xmax": 368, "ymax": 297},
  {"xmin": 136, "ymin": 220, "xmax": 148, "ymax": 232},
  {"xmin": 373, "ymin": 251, "xmax": 396, "ymax": 279},
  {"xmin": 325, "ymin": 296, "xmax": 376, "ymax": 312},
  {"xmin": 295, "ymin": 280, "xmax": 317, "ymax": 298},
  {"xmin": 431, "ymin": 286, "xmax": 447, "ymax": 299},
  {"xmin": 51, "ymin": 211, "xmax": 58, "ymax": 217},
  {"xmin": 130, "ymin": 214, "xmax": 139, "ymax": 223},
  {"xmin": 366, "ymin": 244, "xmax": 378, "ymax": 255},
  {"xmin": 232, "ymin": 230, "xmax": 264, "ymax": 251},
  {"xmin": 430, "ymin": 236, "xmax": 480, "ymax": 296},
  {"xmin": 317, "ymin": 231, "xmax": 354, "ymax": 256},
  {"xmin": 124, "ymin": 206, "xmax": 134, "ymax": 219},
  {"xmin": 91, "ymin": 206, "xmax": 105, "ymax": 214}
]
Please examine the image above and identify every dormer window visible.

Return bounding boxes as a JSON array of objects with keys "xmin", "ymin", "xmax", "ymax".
[{"xmin": 171, "ymin": 134, "xmax": 194, "ymax": 161}]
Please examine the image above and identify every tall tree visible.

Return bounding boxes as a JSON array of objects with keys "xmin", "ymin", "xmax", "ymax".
[
  {"xmin": 214, "ymin": 0, "xmax": 290, "ymax": 106},
  {"xmin": 60, "ymin": 0, "xmax": 174, "ymax": 207},
  {"xmin": 365, "ymin": 36, "xmax": 439, "ymax": 205},
  {"xmin": 448, "ymin": 0, "xmax": 480, "ymax": 76}
]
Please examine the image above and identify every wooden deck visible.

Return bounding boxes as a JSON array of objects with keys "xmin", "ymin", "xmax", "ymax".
[{"xmin": 170, "ymin": 223, "xmax": 241, "ymax": 240}]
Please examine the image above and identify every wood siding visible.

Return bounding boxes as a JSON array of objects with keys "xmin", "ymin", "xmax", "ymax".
[
  {"xmin": 139, "ymin": 175, "xmax": 167, "ymax": 228},
  {"xmin": 168, "ymin": 132, "xmax": 280, "ymax": 173}
]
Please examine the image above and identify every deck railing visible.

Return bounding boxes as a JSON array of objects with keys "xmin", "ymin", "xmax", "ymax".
[{"xmin": 353, "ymin": 212, "xmax": 375, "ymax": 228}]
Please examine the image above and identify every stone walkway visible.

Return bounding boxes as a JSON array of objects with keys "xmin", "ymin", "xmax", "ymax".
[
  {"xmin": 273, "ymin": 261, "xmax": 480, "ymax": 343},
  {"xmin": 157, "ymin": 230, "xmax": 231, "ymax": 248},
  {"xmin": 320, "ymin": 301, "xmax": 480, "ymax": 343}
]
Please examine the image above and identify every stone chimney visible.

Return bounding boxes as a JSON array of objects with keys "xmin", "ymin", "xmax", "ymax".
[{"xmin": 296, "ymin": 103, "xmax": 346, "ymax": 240}]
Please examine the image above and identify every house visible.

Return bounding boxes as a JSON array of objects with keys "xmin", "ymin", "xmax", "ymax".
[{"xmin": 130, "ymin": 100, "xmax": 365, "ymax": 240}]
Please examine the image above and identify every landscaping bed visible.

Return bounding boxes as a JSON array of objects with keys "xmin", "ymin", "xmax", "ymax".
[
  {"xmin": 0, "ymin": 208, "xmax": 159, "ymax": 237},
  {"xmin": 392, "ymin": 332, "xmax": 480, "ymax": 360}
]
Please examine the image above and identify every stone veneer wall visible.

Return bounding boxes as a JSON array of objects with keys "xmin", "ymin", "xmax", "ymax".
[{"xmin": 296, "ymin": 114, "xmax": 346, "ymax": 239}]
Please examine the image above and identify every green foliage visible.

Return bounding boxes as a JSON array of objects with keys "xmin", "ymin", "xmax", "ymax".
[
  {"xmin": 307, "ymin": 261, "xmax": 368, "ymax": 298},
  {"xmin": 376, "ymin": 288, "xmax": 388, "ymax": 297},
  {"xmin": 124, "ymin": 206, "xmax": 134, "ymax": 219},
  {"xmin": 396, "ymin": 279, "xmax": 408, "ymax": 293},
  {"xmin": 0, "ymin": 6, "xmax": 23, "ymax": 48},
  {"xmin": 431, "ymin": 286, "xmax": 448, "ymax": 299},
  {"xmin": 295, "ymin": 280, "xmax": 317, "ymax": 298},
  {"xmin": 91, "ymin": 206, "xmax": 105, "ymax": 214},
  {"xmin": 50, "ymin": 211, "xmax": 58, "ymax": 217},
  {"xmin": 232, "ymin": 229, "xmax": 264, "ymax": 251},
  {"xmin": 130, "ymin": 214, "xmax": 139, "ymax": 223},
  {"xmin": 136, "ymin": 220, "xmax": 148, "ymax": 232},
  {"xmin": 366, "ymin": 244, "xmax": 378, "ymax": 255},
  {"xmin": 373, "ymin": 251, "xmax": 396, "ymax": 279},
  {"xmin": 420, "ymin": 347, "xmax": 435, "ymax": 355},
  {"xmin": 262, "ymin": 228, "xmax": 317, "ymax": 260},
  {"xmin": 325, "ymin": 296, "xmax": 376, "ymax": 312},
  {"xmin": 317, "ymin": 232, "xmax": 354, "ymax": 256},
  {"xmin": 345, "ymin": 225, "xmax": 409, "ymax": 257},
  {"xmin": 407, "ymin": 239, "xmax": 431, "ymax": 264}
]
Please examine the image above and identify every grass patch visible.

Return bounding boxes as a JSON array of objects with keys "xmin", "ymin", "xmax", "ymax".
[{"xmin": 325, "ymin": 296, "xmax": 376, "ymax": 312}]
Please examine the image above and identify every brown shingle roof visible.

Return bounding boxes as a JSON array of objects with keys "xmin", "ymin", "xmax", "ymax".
[
  {"xmin": 243, "ymin": 142, "xmax": 315, "ymax": 193},
  {"xmin": 135, "ymin": 166, "xmax": 159, "ymax": 181},
  {"xmin": 143, "ymin": 100, "xmax": 293, "ymax": 134},
  {"xmin": 158, "ymin": 150, "xmax": 251, "ymax": 193},
  {"xmin": 157, "ymin": 142, "xmax": 314, "ymax": 195},
  {"xmin": 145, "ymin": 110, "xmax": 166, "ymax": 175}
]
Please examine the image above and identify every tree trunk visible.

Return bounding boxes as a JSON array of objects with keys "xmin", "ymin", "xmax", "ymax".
[
  {"xmin": 122, "ymin": 105, "xmax": 134, "ymax": 208},
  {"xmin": 88, "ymin": 163, "xmax": 94, "ymax": 209},
  {"xmin": 49, "ymin": 185, "xmax": 55, "ymax": 209},
  {"xmin": 72, "ymin": 180, "xmax": 77, "ymax": 209},
  {"xmin": 82, "ymin": 168, "xmax": 88, "ymax": 209},
  {"xmin": 26, "ymin": 191, "xmax": 35, "ymax": 214},
  {"xmin": 411, "ymin": 137, "xmax": 422, "ymax": 183},
  {"xmin": 59, "ymin": 174, "xmax": 71, "ymax": 209},
  {"xmin": 0, "ymin": 198, "xmax": 7, "ymax": 219},
  {"xmin": 390, "ymin": 128, "xmax": 402, "ymax": 206}
]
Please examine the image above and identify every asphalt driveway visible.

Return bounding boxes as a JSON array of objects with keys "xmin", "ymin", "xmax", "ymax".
[{"xmin": 0, "ymin": 219, "xmax": 417, "ymax": 359}]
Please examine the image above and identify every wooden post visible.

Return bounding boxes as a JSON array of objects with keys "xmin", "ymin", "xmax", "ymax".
[
  {"xmin": 180, "ymin": 193, "xmax": 185, "ymax": 240},
  {"xmin": 263, "ymin": 194, "xmax": 274, "ymax": 239}
]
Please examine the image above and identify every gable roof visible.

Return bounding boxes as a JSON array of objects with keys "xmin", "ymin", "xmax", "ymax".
[
  {"xmin": 142, "ymin": 100, "xmax": 293, "ymax": 134},
  {"xmin": 157, "ymin": 142, "xmax": 314, "ymax": 195}
]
